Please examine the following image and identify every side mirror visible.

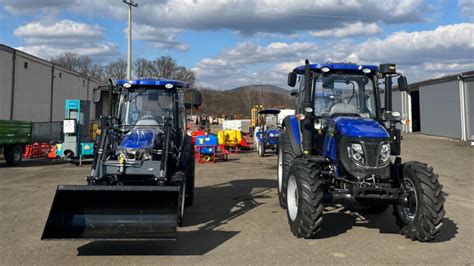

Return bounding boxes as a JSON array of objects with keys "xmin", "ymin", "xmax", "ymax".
[
  {"xmin": 288, "ymin": 72, "xmax": 297, "ymax": 87},
  {"xmin": 192, "ymin": 91, "xmax": 202, "ymax": 108},
  {"xmin": 397, "ymin": 76, "xmax": 408, "ymax": 91},
  {"xmin": 290, "ymin": 91, "xmax": 299, "ymax": 97}
]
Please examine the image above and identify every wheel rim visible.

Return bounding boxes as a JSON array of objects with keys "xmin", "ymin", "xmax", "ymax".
[
  {"xmin": 13, "ymin": 149, "xmax": 21, "ymax": 162},
  {"xmin": 287, "ymin": 175, "xmax": 298, "ymax": 221},
  {"xmin": 397, "ymin": 178, "xmax": 418, "ymax": 224},
  {"xmin": 277, "ymin": 146, "xmax": 283, "ymax": 193}
]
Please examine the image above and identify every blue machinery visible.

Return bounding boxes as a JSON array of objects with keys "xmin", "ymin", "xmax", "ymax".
[
  {"xmin": 56, "ymin": 99, "xmax": 94, "ymax": 165},
  {"xmin": 255, "ymin": 108, "xmax": 281, "ymax": 157}
]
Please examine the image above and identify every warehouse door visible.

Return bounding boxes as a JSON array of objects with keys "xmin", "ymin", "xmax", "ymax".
[{"xmin": 410, "ymin": 90, "xmax": 420, "ymax": 132}]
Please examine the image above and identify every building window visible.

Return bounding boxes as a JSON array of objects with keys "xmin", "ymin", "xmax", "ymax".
[
  {"xmin": 58, "ymin": 73, "xmax": 62, "ymax": 78},
  {"xmin": 83, "ymin": 80, "xmax": 86, "ymax": 87},
  {"xmin": 24, "ymin": 62, "xmax": 28, "ymax": 69}
]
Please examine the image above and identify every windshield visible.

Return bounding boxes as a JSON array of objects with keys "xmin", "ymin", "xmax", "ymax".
[
  {"xmin": 312, "ymin": 73, "xmax": 376, "ymax": 118},
  {"xmin": 121, "ymin": 88, "xmax": 175, "ymax": 126}
]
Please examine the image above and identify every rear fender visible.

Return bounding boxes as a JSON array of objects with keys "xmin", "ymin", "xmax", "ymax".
[{"xmin": 282, "ymin": 115, "xmax": 302, "ymax": 157}]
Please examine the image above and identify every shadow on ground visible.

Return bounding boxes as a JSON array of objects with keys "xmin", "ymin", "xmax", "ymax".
[
  {"xmin": 314, "ymin": 206, "xmax": 458, "ymax": 242},
  {"xmin": 0, "ymin": 158, "xmax": 67, "ymax": 168},
  {"xmin": 76, "ymin": 178, "xmax": 276, "ymax": 256}
]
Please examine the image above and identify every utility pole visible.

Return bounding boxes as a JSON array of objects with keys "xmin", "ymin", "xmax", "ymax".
[{"xmin": 123, "ymin": 0, "xmax": 138, "ymax": 80}]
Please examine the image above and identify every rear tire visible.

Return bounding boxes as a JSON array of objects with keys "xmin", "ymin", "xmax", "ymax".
[
  {"xmin": 4, "ymin": 145, "xmax": 23, "ymax": 166},
  {"xmin": 393, "ymin": 161, "xmax": 445, "ymax": 242},
  {"xmin": 258, "ymin": 141, "xmax": 265, "ymax": 157},
  {"xmin": 182, "ymin": 136, "xmax": 195, "ymax": 207},
  {"xmin": 277, "ymin": 129, "xmax": 296, "ymax": 209},
  {"xmin": 172, "ymin": 171, "xmax": 186, "ymax": 227},
  {"xmin": 286, "ymin": 158, "xmax": 324, "ymax": 238}
]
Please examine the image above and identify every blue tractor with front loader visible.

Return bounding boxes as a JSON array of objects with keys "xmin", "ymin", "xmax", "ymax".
[
  {"xmin": 278, "ymin": 61, "xmax": 445, "ymax": 242},
  {"xmin": 42, "ymin": 79, "xmax": 202, "ymax": 240}
]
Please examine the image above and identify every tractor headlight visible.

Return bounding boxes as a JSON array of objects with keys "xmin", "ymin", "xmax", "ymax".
[
  {"xmin": 347, "ymin": 143, "xmax": 365, "ymax": 167},
  {"xmin": 379, "ymin": 143, "xmax": 391, "ymax": 166}
]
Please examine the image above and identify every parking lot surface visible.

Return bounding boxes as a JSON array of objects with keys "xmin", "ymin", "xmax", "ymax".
[{"xmin": 0, "ymin": 134, "xmax": 472, "ymax": 265}]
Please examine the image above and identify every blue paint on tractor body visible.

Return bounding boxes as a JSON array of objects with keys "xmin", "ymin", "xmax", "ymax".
[
  {"xmin": 332, "ymin": 117, "xmax": 389, "ymax": 138},
  {"xmin": 117, "ymin": 78, "xmax": 189, "ymax": 88},
  {"xmin": 293, "ymin": 63, "xmax": 378, "ymax": 74},
  {"xmin": 289, "ymin": 115, "xmax": 300, "ymax": 145}
]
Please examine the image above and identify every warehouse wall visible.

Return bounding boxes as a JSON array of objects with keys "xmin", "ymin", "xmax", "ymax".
[
  {"xmin": 0, "ymin": 47, "xmax": 13, "ymax": 119},
  {"xmin": 419, "ymin": 80, "xmax": 461, "ymax": 139},
  {"xmin": 464, "ymin": 77, "xmax": 474, "ymax": 140},
  {"xmin": 0, "ymin": 45, "xmax": 106, "ymax": 123},
  {"xmin": 13, "ymin": 52, "xmax": 53, "ymax": 122}
]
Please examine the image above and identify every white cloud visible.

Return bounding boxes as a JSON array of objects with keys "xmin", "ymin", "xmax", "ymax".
[
  {"xmin": 195, "ymin": 23, "xmax": 474, "ymax": 88},
  {"xmin": 459, "ymin": 0, "xmax": 474, "ymax": 18},
  {"xmin": 132, "ymin": 24, "xmax": 189, "ymax": 51},
  {"xmin": 352, "ymin": 23, "xmax": 474, "ymax": 65},
  {"xmin": 310, "ymin": 22, "xmax": 381, "ymax": 38},
  {"xmin": 13, "ymin": 19, "xmax": 119, "ymax": 60},
  {"xmin": 0, "ymin": 0, "xmax": 74, "ymax": 14},
  {"xmin": 3, "ymin": 0, "xmax": 427, "ymax": 34},
  {"xmin": 3, "ymin": 0, "xmax": 429, "ymax": 52}
]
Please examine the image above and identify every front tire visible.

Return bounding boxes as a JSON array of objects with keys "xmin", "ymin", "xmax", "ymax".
[
  {"xmin": 4, "ymin": 145, "xmax": 23, "ymax": 166},
  {"xmin": 258, "ymin": 141, "xmax": 265, "ymax": 157},
  {"xmin": 286, "ymin": 158, "xmax": 324, "ymax": 238},
  {"xmin": 393, "ymin": 161, "xmax": 445, "ymax": 242},
  {"xmin": 277, "ymin": 129, "xmax": 296, "ymax": 209}
]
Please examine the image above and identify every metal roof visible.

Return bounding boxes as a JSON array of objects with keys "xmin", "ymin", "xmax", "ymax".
[
  {"xmin": 258, "ymin": 108, "xmax": 281, "ymax": 115},
  {"xmin": 407, "ymin": 70, "xmax": 474, "ymax": 91}
]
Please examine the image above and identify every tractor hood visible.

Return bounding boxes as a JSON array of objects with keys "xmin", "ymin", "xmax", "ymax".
[{"xmin": 332, "ymin": 116, "xmax": 389, "ymax": 138}]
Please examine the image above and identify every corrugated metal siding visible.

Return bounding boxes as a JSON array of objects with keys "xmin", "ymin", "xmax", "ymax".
[
  {"xmin": 464, "ymin": 78, "xmax": 474, "ymax": 140},
  {"xmin": 13, "ymin": 53, "xmax": 52, "ymax": 122},
  {"xmin": 0, "ymin": 46, "xmax": 106, "ymax": 123},
  {"xmin": 419, "ymin": 80, "xmax": 461, "ymax": 139},
  {"xmin": 0, "ymin": 49, "xmax": 13, "ymax": 119}
]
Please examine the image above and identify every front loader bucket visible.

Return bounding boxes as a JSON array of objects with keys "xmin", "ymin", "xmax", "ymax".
[{"xmin": 41, "ymin": 185, "xmax": 180, "ymax": 240}]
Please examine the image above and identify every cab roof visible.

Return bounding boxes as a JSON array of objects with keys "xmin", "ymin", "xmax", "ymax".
[
  {"xmin": 293, "ymin": 63, "xmax": 378, "ymax": 74},
  {"xmin": 117, "ymin": 78, "xmax": 189, "ymax": 88},
  {"xmin": 259, "ymin": 108, "xmax": 281, "ymax": 115}
]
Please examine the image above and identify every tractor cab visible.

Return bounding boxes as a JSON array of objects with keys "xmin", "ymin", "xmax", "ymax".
[{"xmin": 255, "ymin": 108, "xmax": 280, "ymax": 157}]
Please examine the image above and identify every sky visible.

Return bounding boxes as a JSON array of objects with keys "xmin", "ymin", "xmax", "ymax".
[{"xmin": 0, "ymin": 0, "xmax": 473, "ymax": 89}]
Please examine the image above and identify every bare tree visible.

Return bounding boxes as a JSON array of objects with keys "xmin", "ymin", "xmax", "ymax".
[
  {"xmin": 51, "ymin": 52, "xmax": 104, "ymax": 80},
  {"xmin": 104, "ymin": 59, "xmax": 127, "ymax": 80},
  {"xmin": 133, "ymin": 56, "xmax": 196, "ymax": 85}
]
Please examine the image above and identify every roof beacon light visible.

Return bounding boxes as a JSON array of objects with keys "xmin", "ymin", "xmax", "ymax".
[
  {"xmin": 321, "ymin": 67, "xmax": 330, "ymax": 73},
  {"xmin": 304, "ymin": 107, "xmax": 313, "ymax": 113},
  {"xmin": 362, "ymin": 68, "xmax": 371, "ymax": 74},
  {"xmin": 123, "ymin": 82, "xmax": 132, "ymax": 88},
  {"xmin": 165, "ymin": 83, "xmax": 174, "ymax": 89}
]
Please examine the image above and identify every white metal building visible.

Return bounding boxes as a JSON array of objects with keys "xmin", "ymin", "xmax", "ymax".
[
  {"xmin": 0, "ymin": 44, "xmax": 107, "ymax": 122},
  {"xmin": 393, "ymin": 71, "xmax": 474, "ymax": 141}
]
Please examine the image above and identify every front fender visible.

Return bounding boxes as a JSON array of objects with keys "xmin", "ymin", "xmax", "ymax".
[{"xmin": 282, "ymin": 115, "xmax": 302, "ymax": 157}]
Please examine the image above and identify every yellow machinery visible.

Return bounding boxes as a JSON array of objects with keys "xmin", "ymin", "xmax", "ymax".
[
  {"xmin": 217, "ymin": 129, "xmax": 242, "ymax": 147},
  {"xmin": 250, "ymin": 104, "xmax": 263, "ymax": 134}
]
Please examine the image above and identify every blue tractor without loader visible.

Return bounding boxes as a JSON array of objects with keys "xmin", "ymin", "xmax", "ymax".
[
  {"xmin": 256, "ymin": 108, "xmax": 281, "ymax": 157},
  {"xmin": 278, "ymin": 61, "xmax": 445, "ymax": 242}
]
